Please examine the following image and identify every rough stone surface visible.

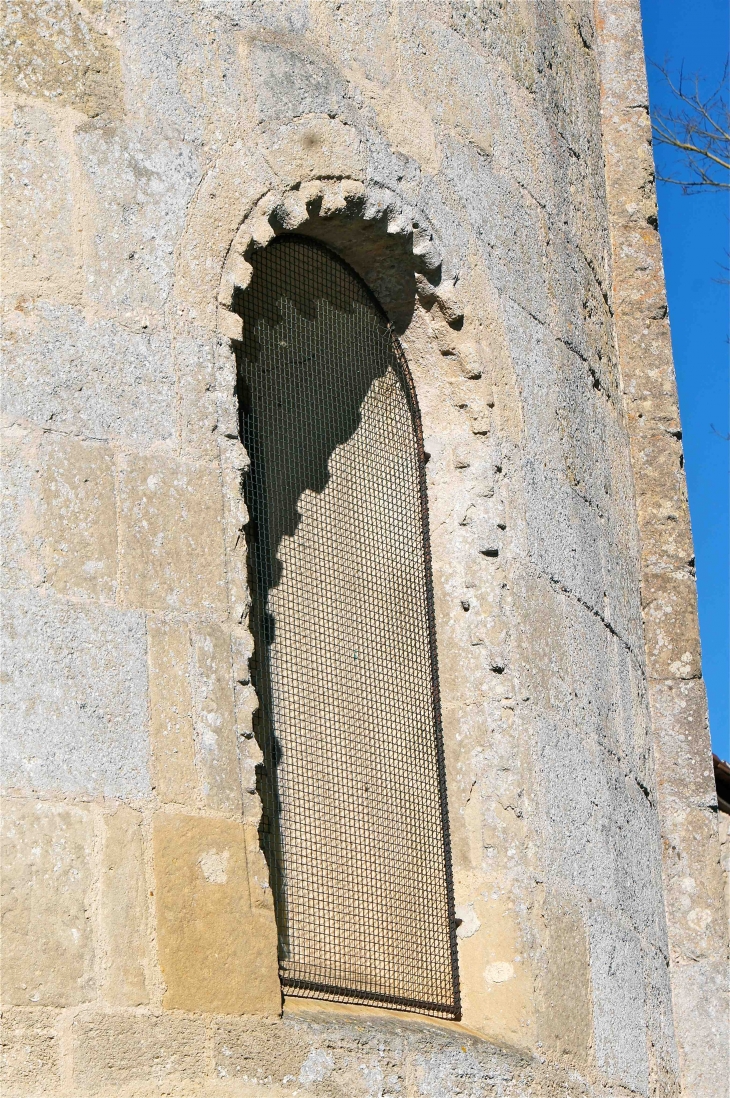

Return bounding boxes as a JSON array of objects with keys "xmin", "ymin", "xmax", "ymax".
[
  {"xmin": 118, "ymin": 450, "xmax": 227, "ymax": 615},
  {"xmin": 1, "ymin": 799, "xmax": 95, "ymax": 1007},
  {"xmin": 100, "ymin": 805, "xmax": 150, "ymax": 1007},
  {"xmin": 0, "ymin": 1008, "xmax": 60, "ymax": 1097},
  {"xmin": 1, "ymin": 0, "xmax": 725, "ymax": 1094},
  {"xmin": 153, "ymin": 812, "xmax": 280, "ymax": 1015},
  {"xmin": 0, "ymin": 590, "xmax": 149, "ymax": 797}
]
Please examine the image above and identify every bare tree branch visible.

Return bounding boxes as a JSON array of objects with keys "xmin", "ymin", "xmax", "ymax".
[{"xmin": 650, "ymin": 59, "xmax": 730, "ymax": 193}]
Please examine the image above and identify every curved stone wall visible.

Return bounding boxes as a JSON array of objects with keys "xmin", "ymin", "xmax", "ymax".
[{"xmin": 1, "ymin": 2, "xmax": 725, "ymax": 1096}]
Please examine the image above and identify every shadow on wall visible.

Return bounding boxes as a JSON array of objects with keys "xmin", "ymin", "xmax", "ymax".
[{"xmin": 232, "ymin": 233, "xmax": 459, "ymax": 1016}]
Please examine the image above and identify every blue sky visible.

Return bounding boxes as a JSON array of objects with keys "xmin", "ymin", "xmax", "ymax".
[{"xmin": 641, "ymin": 0, "xmax": 730, "ymax": 760}]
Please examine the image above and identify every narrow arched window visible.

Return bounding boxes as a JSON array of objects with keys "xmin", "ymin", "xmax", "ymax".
[{"xmin": 238, "ymin": 235, "xmax": 459, "ymax": 1019}]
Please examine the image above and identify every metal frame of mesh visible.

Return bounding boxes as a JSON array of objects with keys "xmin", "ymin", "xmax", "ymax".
[{"xmin": 235, "ymin": 234, "xmax": 461, "ymax": 1020}]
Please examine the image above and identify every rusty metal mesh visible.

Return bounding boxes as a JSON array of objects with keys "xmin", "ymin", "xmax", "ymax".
[{"xmin": 236, "ymin": 234, "xmax": 460, "ymax": 1019}]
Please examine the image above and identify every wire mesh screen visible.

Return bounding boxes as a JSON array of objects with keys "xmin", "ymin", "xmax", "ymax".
[{"xmin": 236, "ymin": 234, "xmax": 460, "ymax": 1019}]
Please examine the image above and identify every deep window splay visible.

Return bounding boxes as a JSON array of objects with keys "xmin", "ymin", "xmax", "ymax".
[{"xmin": 237, "ymin": 234, "xmax": 460, "ymax": 1019}]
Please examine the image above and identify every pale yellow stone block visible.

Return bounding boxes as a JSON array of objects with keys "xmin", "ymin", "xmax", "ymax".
[
  {"xmin": 457, "ymin": 893, "xmax": 534, "ymax": 1047},
  {"xmin": 147, "ymin": 619, "xmax": 198, "ymax": 806},
  {"xmin": 261, "ymin": 117, "xmax": 364, "ymax": 187},
  {"xmin": 192, "ymin": 625, "xmax": 242, "ymax": 813},
  {"xmin": 118, "ymin": 451, "xmax": 227, "ymax": 613},
  {"xmin": 0, "ymin": 102, "xmax": 81, "ymax": 300},
  {"xmin": 41, "ymin": 434, "xmax": 117, "ymax": 601},
  {"xmin": 535, "ymin": 892, "xmax": 593, "ymax": 1069},
  {"xmin": 1, "ymin": 799, "xmax": 94, "ymax": 1007},
  {"xmin": 153, "ymin": 813, "xmax": 280, "ymax": 1014},
  {"xmin": 71, "ymin": 1011, "xmax": 206, "ymax": 1092},
  {"xmin": 0, "ymin": 1008, "xmax": 60, "ymax": 1097},
  {"xmin": 100, "ymin": 806, "xmax": 149, "ymax": 1007},
  {"xmin": 0, "ymin": 426, "xmax": 42, "ymax": 591}
]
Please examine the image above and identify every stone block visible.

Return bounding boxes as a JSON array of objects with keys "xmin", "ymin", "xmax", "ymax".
[
  {"xmin": 71, "ymin": 1011, "xmax": 206, "ymax": 1092},
  {"xmin": 2, "ymin": 0, "xmax": 123, "ymax": 118},
  {"xmin": 261, "ymin": 117, "xmax": 364, "ymax": 187},
  {"xmin": 75, "ymin": 122, "xmax": 199, "ymax": 326},
  {"xmin": 40, "ymin": 434, "xmax": 117, "ymax": 602},
  {"xmin": 1, "ymin": 589, "xmax": 149, "ymax": 798},
  {"xmin": 118, "ymin": 450, "xmax": 227, "ymax": 614},
  {"xmin": 535, "ymin": 891, "xmax": 593, "ymax": 1069},
  {"xmin": 670, "ymin": 959, "xmax": 729, "ymax": 1098},
  {"xmin": 1, "ymin": 302, "xmax": 175, "ymax": 445},
  {"xmin": 0, "ymin": 425, "xmax": 42, "ymax": 591},
  {"xmin": 147, "ymin": 618, "xmax": 198, "ymax": 806},
  {"xmin": 0, "ymin": 102, "xmax": 80, "ymax": 299},
  {"xmin": 153, "ymin": 813, "xmax": 280, "ymax": 1014},
  {"xmin": 642, "ymin": 570, "xmax": 701, "ymax": 680},
  {"xmin": 191, "ymin": 625, "xmax": 242, "ymax": 813},
  {"xmin": 587, "ymin": 909, "xmax": 648, "ymax": 1095},
  {"xmin": 100, "ymin": 806, "xmax": 149, "ymax": 1007},
  {"xmin": 660, "ymin": 805, "xmax": 727, "ymax": 965},
  {"xmin": 0, "ymin": 1008, "xmax": 60, "ymax": 1097},
  {"xmin": 1, "ymin": 799, "xmax": 94, "ymax": 1007},
  {"xmin": 649, "ymin": 678, "xmax": 716, "ymax": 810}
]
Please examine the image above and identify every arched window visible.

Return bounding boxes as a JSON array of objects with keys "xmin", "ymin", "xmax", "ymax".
[{"xmin": 238, "ymin": 235, "xmax": 460, "ymax": 1019}]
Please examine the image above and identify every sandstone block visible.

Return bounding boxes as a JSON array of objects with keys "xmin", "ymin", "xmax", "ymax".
[
  {"xmin": 40, "ymin": 434, "xmax": 117, "ymax": 602},
  {"xmin": 100, "ymin": 806, "xmax": 149, "ymax": 1007},
  {"xmin": 147, "ymin": 618, "xmax": 198, "ymax": 806},
  {"xmin": 536, "ymin": 891, "xmax": 593, "ymax": 1069},
  {"xmin": 261, "ymin": 117, "xmax": 364, "ymax": 187},
  {"xmin": 153, "ymin": 813, "xmax": 280, "ymax": 1014},
  {"xmin": 71, "ymin": 1011, "xmax": 205, "ymax": 1092},
  {"xmin": 1, "ymin": 799, "xmax": 94, "ymax": 1007},
  {"xmin": 649, "ymin": 678, "xmax": 715, "ymax": 809},
  {"xmin": 0, "ymin": 426, "xmax": 42, "ymax": 591},
  {"xmin": 1, "ymin": 303, "xmax": 176, "ymax": 445},
  {"xmin": 118, "ymin": 450, "xmax": 227, "ymax": 614},
  {"xmin": 642, "ymin": 570, "xmax": 701, "ymax": 680},
  {"xmin": 1, "ymin": 589, "xmax": 149, "ymax": 798},
  {"xmin": 192, "ymin": 625, "xmax": 242, "ymax": 813},
  {"xmin": 0, "ymin": 1008, "xmax": 60, "ymax": 1097},
  {"xmin": 659, "ymin": 805, "xmax": 727, "ymax": 965},
  {"xmin": 75, "ymin": 122, "xmax": 199, "ymax": 326},
  {"xmin": 2, "ymin": 0, "xmax": 123, "ymax": 118},
  {"xmin": 0, "ymin": 102, "xmax": 80, "ymax": 298},
  {"xmin": 587, "ymin": 909, "xmax": 648, "ymax": 1094},
  {"xmin": 670, "ymin": 959, "xmax": 729, "ymax": 1098}
]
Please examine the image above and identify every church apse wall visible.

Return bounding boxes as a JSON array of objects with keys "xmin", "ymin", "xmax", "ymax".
[{"xmin": 1, "ymin": 2, "xmax": 726, "ymax": 1096}]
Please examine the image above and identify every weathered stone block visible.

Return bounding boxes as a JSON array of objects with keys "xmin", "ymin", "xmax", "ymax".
[
  {"xmin": 0, "ymin": 1008, "xmax": 60, "ymax": 1097},
  {"xmin": 100, "ymin": 806, "xmax": 149, "ymax": 1007},
  {"xmin": 147, "ymin": 618, "xmax": 198, "ymax": 806},
  {"xmin": 1, "ymin": 0, "xmax": 123, "ymax": 119},
  {"xmin": 40, "ymin": 434, "xmax": 117, "ymax": 602},
  {"xmin": 1, "ymin": 303, "xmax": 176, "ymax": 445},
  {"xmin": 0, "ymin": 425, "xmax": 42, "ymax": 591},
  {"xmin": 71, "ymin": 1011, "xmax": 206, "ymax": 1092},
  {"xmin": 153, "ymin": 813, "xmax": 280, "ymax": 1014},
  {"xmin": 118, "ymin": 450, "xmax": 227, "ymax": 614},
  {"xmin": 1, "ymin": 590, "xmax": 149, "ymax": 798},
  {"xmin": 191, "ymin": 625, "xmax": 242, "ymax": 813},
  {"xmin": 670, "ymin": 959, "xmax": 729, "ymax": 1098},
  {"xmin": 0, "ymin": 101, "xmax": 80, "ymax": 299},
  {"xmin": 659, "ymin": 804, "xmax": 727, "ymax": 965},
  {"xmin": 587, "ymin": 909, "xmax": 648, "ymax": 1095},
  {"xmin": 642, "ymin": 570, "xmax": 701, "ymax": 680},
  {"xmin": 261, "ymin": 117, "xmax": 364, "ymax": 187},
  {"xmin": 1, "ymin": 799, "xmax": 94, "ymax": 1007},
  {"xmin": 535, "ymin": 891, "xmax": 593, "ymax": 1069},
  {"xmin": 649, "ymin": 678, "xmax": 716, "ymax": 809}
]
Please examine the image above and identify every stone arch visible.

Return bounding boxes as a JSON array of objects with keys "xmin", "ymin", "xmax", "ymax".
[{"xmin": 215, "ymin": 176, "xmax": 465, "ymax": 343}]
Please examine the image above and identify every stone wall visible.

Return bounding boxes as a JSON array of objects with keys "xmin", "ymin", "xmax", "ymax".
[{"xmin": 1, "ymin": 2, "xmax": 726, "ymax": 1096}]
